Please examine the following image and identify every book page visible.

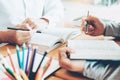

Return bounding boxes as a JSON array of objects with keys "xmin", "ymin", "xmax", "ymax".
[
  {"xmin": 68, "ymin": 40, "xmax": 120, "ymax": 60},
  {"xmin": 29, "ymin": 33, "xmax": 64, "ymax": 52},
  {"xmin": 41, "ymin": 27, "xmax": 81, "ymax": 41}
]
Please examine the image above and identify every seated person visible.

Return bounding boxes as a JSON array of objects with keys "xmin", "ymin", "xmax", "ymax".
[
  {"xmin": 0, "ymin": 0, "xmax": 64, "ymax": 45},
  {"xmin": 58, "ymin": 16, "xmax": 120, "ymax": 80}
]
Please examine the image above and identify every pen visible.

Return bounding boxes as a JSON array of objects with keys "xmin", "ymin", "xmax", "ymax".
[
  {"xmin": 7, "ymin": 48, "xmax": 17, "ymax": 73},
  {"xmin": 7, "ymin": 27, "xmax": 41, "ymax": 33},
  {"xmin": 86, "ymin": 11, "xmax": 89, "ymax": 33}
]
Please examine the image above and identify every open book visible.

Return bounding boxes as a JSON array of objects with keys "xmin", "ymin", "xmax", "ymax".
[
  {"xmin": 30, "ymin": 27, "xmax": 81, "ymax": 53},
  {"xmin": 68, "ymin": 40, "xmax": 120, "ymax": 60}
]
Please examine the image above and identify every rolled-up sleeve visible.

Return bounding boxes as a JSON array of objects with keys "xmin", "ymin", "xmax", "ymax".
[
  {"xmin": 42, "ymin": 0, "xmax": 64, "ymax": 27},
  {"xmin": 83, "ymin": 60, "xmax": 120, "ymax": 80},
  {"xmin": 104, "ymin": 21, "xmax": 120, "ymax": 37}
]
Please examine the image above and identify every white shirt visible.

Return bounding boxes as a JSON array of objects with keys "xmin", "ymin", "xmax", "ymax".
[{"xmin": 0, "ymin": 0, "xmax": 64, "ymax": 28}]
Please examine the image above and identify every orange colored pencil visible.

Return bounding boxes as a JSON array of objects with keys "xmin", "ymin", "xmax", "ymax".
[{"xmin": 7, "ymin": 48, "xmax": 16, "ymax": 73}]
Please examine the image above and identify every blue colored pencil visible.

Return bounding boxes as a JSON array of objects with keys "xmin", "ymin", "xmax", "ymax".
[
  {"xmin": 22, "ymin": 43, "xmax": 26, "ymax": 71},
  {"xmin": 16, "ymin": 44, "xmax": 21, "ymax": 69},
  {"xmin": 25, "ymin": 44, "xmax": 31, "ymax": 74}
]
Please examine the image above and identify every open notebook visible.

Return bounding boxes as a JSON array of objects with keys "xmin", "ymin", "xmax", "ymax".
[
  {"xmin": 29, "ymin": 27, "xmax": 81, "ymax": 53},
  {"xmin": 0, "ymin": 52, "xmax": 60, "ymax": 80},
  {"xmin": 68, "ymin": 40, "xmax": 120, "ymax": 60}
]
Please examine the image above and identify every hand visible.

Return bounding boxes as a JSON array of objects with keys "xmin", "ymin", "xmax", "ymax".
[
  {"xmin": 58, "ymin": 47, "xmax": 85, "ymax": 73},
  {"xmin": 82, "ymin": 16, "xmax": 105, "ymax": 36},
  {"xmin": 5, "ymin": 30, "xmax": 33, "ymax": 45},
  {"xmin": 16, "ymin": 18, "xmax": 49, "ymax": 31}
]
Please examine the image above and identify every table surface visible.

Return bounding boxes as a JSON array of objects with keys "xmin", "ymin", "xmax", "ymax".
[{"xmin": 0, "ymin": 32, "xmax": 120, "ymax": 80}]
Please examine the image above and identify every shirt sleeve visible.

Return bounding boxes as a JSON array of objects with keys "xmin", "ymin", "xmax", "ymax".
[
  {"xmin": 83, "ymin": 60, "xmax": 120, "ymax": 80},
  {"xmin": 42, "ymin": 0, "xmax": 64, "ymax": 27},
  {"xmin": 104, "ymin": 20, "xmax": 120, "ymax": 37}
]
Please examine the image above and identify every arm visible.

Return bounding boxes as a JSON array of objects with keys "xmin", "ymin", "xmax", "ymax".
[
  {"xmin": 83, "ymin": 60, "xmax": 120, "ymax": 80},
  {"xmin": 104, "ymin": 20, "xmax": 120, "ymax": 37},
  {"xmin": 58, "ymin": 47, "xmax": 120, "ymax": 80},
  {"xmin": 0, "ymin": 30, "xmax": 32, "ymax": 45}
]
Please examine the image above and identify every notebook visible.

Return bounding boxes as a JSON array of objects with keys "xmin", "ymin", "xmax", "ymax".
[
  {"xmin": 30, "ymin": 27, "xmax": 81, "ymax": 53},
  {"xmin": 68, "ymin": 40, "xmax": 120, "ymax": 60}
]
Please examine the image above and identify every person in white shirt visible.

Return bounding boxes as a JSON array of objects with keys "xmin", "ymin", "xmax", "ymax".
[{"xmin": 0, "ymin": 0, "xmax": 64, "ymax": 45}]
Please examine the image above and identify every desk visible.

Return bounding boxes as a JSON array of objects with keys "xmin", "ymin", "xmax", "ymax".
[{"xmin": 0, "ymin": 33, "xmax": 120, "ymax": 80}]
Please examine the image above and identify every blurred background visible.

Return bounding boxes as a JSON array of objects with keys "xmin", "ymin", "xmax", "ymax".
[{"xmin": 62, "ymin": 0, "xmax": 120, "ymax": 21}]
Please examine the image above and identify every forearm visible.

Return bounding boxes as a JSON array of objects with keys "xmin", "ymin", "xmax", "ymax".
[
  {"xmin": 83, "ymin": 60, "xmax": 120, "ymax": 80},
  {"xmin": 0, "ymin": 30, "xmax": 10, "ymax": 43},
  {"xmin": 104, "ymin": 20, "xmax": 120, "ymax": 37}
]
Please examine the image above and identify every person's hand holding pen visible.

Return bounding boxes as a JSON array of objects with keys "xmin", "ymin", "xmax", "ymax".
[{"xmin": 81, "ymin": 16, "xmax": 105, "ymax": 36}]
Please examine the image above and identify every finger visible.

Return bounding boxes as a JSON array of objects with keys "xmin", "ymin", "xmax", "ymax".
[
  {"xmin": 58, "ymin": 49, "xmax": 72, "ymax": 70},
  {"xmin": 23, "ymin": 18, "xmax": 36, "ymax": 29},
  {"xmin": 58, "ymin": 47, "xmax": 74, "ymax": 59},
  {"xmin": 86, "ymin": 25, "xmax": 95, "ymax": 35},
  {"xmin": 22, "ymin": 23, "xmax": 32, "ymax": 30},
  {"xmin": 16, "ymin": 31, "xmax": 32, "ymax": 41},
  {"xmin": 81, "ymin": 20, "xmax": 87, "ymax": 31}
]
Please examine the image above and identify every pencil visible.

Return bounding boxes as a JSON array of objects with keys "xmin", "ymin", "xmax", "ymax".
[
  {"xmin": 0, "ymin": 63, "xmax": 14, "ymax": 80},
  {"xmin": 2, "ymin": 64, "xmax": 16, "ymax": 80},
  {"xmin": 43, "ymin": 57, "xmax": 52, "ymax": 75},
  {"xmin": 19, "ymin": 69, "xmax": 29, "ymax": 80},
  {"xmin": 35, "ymin": 67, "xmax": 43, "ymax": 80},
  {"xmin": 16, "ymin": 44, "xmax": 22, "ymax": 69},
  {"xmin": 25, "ymin": 44, "xmax": 31, "ymax": 74},
  {"xmin": 29, "ymin": 47, "xmax": 38, "ymax": 79},
  {"xmin": 86, "ymin": 11, "xmax": 89, "ymax": 33},
  {"xmin": 36, "ymin": 52, "xmax": 48, "ymax": 73},
  {"xmin": 22, "ymin": 43, "xmax": 26, "ymax": 71},
  {"xmin": 7, "ymin": 48, "xmax": 16, "ymax": 73}
]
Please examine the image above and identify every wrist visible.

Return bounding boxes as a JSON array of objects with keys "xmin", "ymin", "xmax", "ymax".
[
  {"xmin": 78, "ymin": 60, "xmax": 86, "ymax": 74},
  {"xmin": 0, "ymin": 30, "xmax": 16, "ymax": 43}
]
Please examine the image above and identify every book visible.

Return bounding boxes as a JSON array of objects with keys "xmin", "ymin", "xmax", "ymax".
[
  {"xmin": 29, "ymin": 27, "xmax": 81, "ymax": 53},
  {"xmin": 68, "ymin": 40, "xmax": 120, "ymax": 60}
]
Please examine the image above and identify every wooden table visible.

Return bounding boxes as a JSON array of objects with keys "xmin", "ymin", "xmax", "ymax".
[{"xmin": 1, "ymin": 32, "xmax": 119, "ymax": 80}]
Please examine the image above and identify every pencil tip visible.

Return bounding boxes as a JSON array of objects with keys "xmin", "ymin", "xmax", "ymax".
[{"xmin": 7, "ymin": 47, "xmax": 11, "ymax": 55}]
